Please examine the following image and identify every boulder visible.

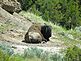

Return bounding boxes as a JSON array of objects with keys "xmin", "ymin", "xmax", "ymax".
[{"xmin": 0, "ymin": 0, "xmax": 21, "ymax": 13}]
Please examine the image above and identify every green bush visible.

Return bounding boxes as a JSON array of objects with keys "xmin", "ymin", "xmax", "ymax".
[
  {"xmin": 64, "ymin": 45, "xmax": 81, "ymax": 61},
  {"xmin": 20, "ymin": 0, "xmax": 81, "ymax": 29},
  {"xmin": 23, "ymin": 48, "xmax": 64, "ymax": 61},
  {"xmin": 0, "ymin": 43, "xmax": 14, "ymax": 55},
  {"xmin": 0, "ymin": 49, "xmax": 10, "ymax": 61},
  {"xmin": 23, "ymin": 48, "xmax": 43, "ymax": 58}
]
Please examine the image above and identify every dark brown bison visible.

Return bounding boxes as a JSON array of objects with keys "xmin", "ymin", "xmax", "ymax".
[{"xmin": 24, "ymin": 23, "xmax": 52, "ymax": 43}]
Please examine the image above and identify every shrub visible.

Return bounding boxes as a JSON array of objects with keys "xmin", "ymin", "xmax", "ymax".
[
  {"xmin": 21, "ymin": 0, "xmax": 81, "ymax": 29},
  {"xmin": 23, "ymin": 47, "xmax": 43, "ymax": 58},
  {"xmin": 23, "ymin": 47, "xmax": 63, "ymax": 61},
  {"xmin": 0, "ymin": 49, "xmax": 9, "ymax": 61},
  {"xmin": 0, "ymin": 43, "xmax": 14, "ymax": 55},
  {"xmin": 64, "ymin": 45, "xmax": 81, "ymax": 61}
]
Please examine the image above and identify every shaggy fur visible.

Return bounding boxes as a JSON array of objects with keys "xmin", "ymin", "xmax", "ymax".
[
  {"xmin": 24, "ymin": 23, "xmax": 47, "ymax": 43},
  {"xmin": 41, "ymin": 24, "xmax": 52, "ymax": 41}
]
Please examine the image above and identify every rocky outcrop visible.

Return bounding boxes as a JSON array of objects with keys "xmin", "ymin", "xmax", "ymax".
[{"xmin": 0, "ymin": 0, "xmax": 21, "ymax": 13}]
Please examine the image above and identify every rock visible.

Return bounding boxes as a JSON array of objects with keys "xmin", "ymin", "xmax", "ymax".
[{"xmin": 0, "ymin": 0, "xmax": 21, "ymax": 13}]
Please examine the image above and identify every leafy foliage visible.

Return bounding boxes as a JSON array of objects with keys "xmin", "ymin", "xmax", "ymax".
[
  {"xmin": 0, "ymin": 43, "xmax": 14, "ymax": 55},
  {"xmin": 64, "ymin": 46, "xmax": 81, "ymax": 61},
  {"xmin": 20, "ymin": 0, "xmax": 81, "ymax": 29},
  {"xmin": 23, "ymin": 48, "xmax": 43, "ymax": 58}
]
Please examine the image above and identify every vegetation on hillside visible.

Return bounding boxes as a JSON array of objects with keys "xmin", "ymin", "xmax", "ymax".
[
  {"xmin": 64, "ymin": 45, "xmax": 81, "ymax": 61},
  {"xmin": 19, "ymin": 0, "xmax": 81, "ymax": 29}
]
